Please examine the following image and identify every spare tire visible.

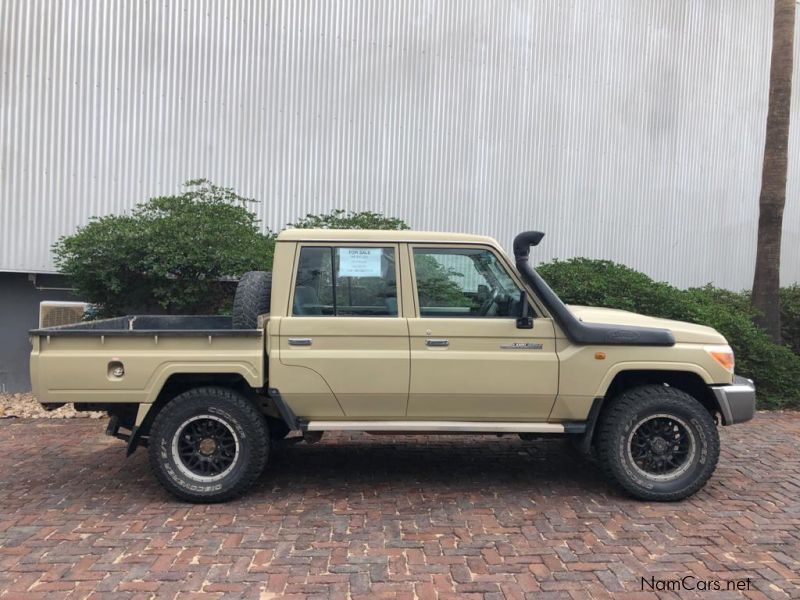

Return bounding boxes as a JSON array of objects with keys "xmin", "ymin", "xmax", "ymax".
[{"xmin": 232, "ymin": 271, "xmax": 272, "ymax": 329}]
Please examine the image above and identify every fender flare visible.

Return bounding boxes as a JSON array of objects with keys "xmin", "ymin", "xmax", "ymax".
[
  {"xmin": 593, "ymin": 362, "xmax": 714, "ymax": 398},
  {"xmin": 142, "ymin": 362, "xmax": 262, "ymax": 405}
]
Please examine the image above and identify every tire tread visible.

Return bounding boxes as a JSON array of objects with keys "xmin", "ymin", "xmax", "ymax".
[
  {"xmin": 148, "ymin": 386, "xmax": 269, "ymax": 502},
  {"xmin": 596, "ymin": 384, "xmax": 720, "ymax": 501},
  {"xmin": 232, "ymin": 271, "xmax": 272, "ymax": 329}
]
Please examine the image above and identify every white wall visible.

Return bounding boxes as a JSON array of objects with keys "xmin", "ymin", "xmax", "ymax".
[{"xmin": 1, "ymin": 0, "xmax": 797, "ymax": 289}]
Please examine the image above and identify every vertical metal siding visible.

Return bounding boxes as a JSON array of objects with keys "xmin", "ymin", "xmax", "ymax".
[
  {"xmin": 783, "ymin": 4, "xmax": 800, "ymax": 287},
  {"xmin": 0, "ymin": 0, "xmax": 796, "ymax": 289}
]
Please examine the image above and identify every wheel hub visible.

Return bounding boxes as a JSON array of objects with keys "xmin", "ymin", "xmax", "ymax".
[
  {"xmin": 198, "ymin": 437, "xmax": 218, "ymax": 456},
  {"xmin": 650, "ymin": 437, "xmax": 670, "ymax": 455}
]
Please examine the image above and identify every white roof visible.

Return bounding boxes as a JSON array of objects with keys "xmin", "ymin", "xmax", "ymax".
[{"xmin": 277, "ymin": 229, "xmax": 500, "ymax": 246}]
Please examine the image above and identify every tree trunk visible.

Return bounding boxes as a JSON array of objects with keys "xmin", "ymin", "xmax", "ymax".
[{"xmin": 753, "ymin": 0, "xmax": 795, "ymax": 343}]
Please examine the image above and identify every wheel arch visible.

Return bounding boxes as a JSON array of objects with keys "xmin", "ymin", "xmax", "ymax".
[
  {"xmin": 603, "ymin": 369, "xmax": 720, "ymax": 419},
  {"xmin": 144, "ymin": 363, "xmax": 263, "ymax": 406},
  {"xmin": 135, "ymin": 373, "xmax": 271, "ymax": 437},
  {"xmin": 595, "ymin": 362, "xmax": 714, "ymax": 396},
  {"xmin": 578, "ymin": 368, "xmax": 723, "ymax": 453}
]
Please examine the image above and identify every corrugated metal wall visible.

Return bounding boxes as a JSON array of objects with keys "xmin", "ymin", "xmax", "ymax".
[
  {"xmin": 1, "ymin": 0, "xmax": 797, "ymax": 289},
  {"xmin": 784, "ymin": 3, "xmax": 800, "ymax": 289}
]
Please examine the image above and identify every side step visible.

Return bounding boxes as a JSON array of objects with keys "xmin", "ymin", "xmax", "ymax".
[{"xmin": 304, "ymin": 421, "xmax": 583, "ymax": 434}]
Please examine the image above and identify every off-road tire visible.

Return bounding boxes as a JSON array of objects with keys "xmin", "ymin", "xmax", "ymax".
[
  {"xmin": 148, "ymin": 387, "xmax": 269, "ymax": 503},
  {"xmin": 596, "ymin": 384, "xmax": 719, "ymax": 501},
  {"xmin": 232, "ymin": 271, "xmax": 272, "ymax": 329}
]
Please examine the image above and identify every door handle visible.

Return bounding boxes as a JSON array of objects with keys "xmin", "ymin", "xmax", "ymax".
[
  {"xmin": 426, "ymin": 338, "xmax": 449, "ymax": 347},
  {"xmin": 288, "ymin": 338, "xmax": 313, "ymax": 346}
]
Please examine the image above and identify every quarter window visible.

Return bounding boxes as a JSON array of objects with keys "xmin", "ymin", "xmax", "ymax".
[
  {"xmin": 413, "ymin": 247, "xmax": 527, "ymax": 318},
  {"xmin": 293, "ymin": 246, "xmax": 398, "ymax": 316}
]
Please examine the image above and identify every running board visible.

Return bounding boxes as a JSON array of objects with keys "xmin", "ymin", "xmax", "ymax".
[{"xmin": 304, "ymin": 421, "xmax": 583, "ymax": 434}]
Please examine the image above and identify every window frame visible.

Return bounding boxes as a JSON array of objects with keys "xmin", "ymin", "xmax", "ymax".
[
  {"xmin": 288, "ymin": 242, "xmax": 402, "ymax": 318},
  {"xmin": 408, "ymin": 243, "xmax": 538, "ymax": 320}
]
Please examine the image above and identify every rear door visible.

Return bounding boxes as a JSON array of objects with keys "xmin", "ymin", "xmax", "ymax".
[
  {"xmin": 279, "ymin": 243, "xmax": 410, "ymax": 417},
  {"xmin": 406, "ymin": 245, "xmax": 558, "ymax": 420}
]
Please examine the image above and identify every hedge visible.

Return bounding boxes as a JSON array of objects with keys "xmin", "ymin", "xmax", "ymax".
[
  {"xmin": 536, "ymin": 258, "xmax": 800, "ymax": 410},
  {"xmin": 780, "ymin": 285, "xmax": 800, "ymax": 355}
]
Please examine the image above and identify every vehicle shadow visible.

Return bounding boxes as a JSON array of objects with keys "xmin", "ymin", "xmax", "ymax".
[
  {"xmin": 250, "ymin": 433, "xmax": 612, "ymax": 500},
  {"xmin": 18, "ymin": 429, "xmax": 614, "ymax": 506}
]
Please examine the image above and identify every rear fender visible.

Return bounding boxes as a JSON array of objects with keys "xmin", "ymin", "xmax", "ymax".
[{"xmin": 143, "ymin": 362, "xmax": 263, "ymax": 404}]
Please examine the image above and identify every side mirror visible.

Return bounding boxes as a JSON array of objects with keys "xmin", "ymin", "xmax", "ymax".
[{"xmin": 516, "ymin": 291, "xmax": 534, "ymax": 329}]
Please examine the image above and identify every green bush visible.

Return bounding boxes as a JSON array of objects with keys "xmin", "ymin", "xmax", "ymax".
[
  {"xmin": 684, "ymin": 286, "xmax": 800, "ymax": 409},
  {"xmin": 780, "ymin": 285, "xmax": 800, "ymax": 355},
  {"xmin": 536, "ymin": 258, "xmax": 800, "ymax": 409},
  {"xmin": 54, "ymin": 200, "xmax": 414, "ymax": 317},
  {"xmin": 289, "ymin": 209, "xmax": 410, "ymax": 230},
  {"xmin": 53, "ymin": 180, "xmax": 275, "ymax": 317},
  {"xmin": 536, "ymin": 259, "xmax": 697, "ymax": 321}
]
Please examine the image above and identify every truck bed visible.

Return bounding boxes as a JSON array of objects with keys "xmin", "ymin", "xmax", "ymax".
[{"xmin": 30, "ymin": 316, "xmax": 266, "ymax": 406}]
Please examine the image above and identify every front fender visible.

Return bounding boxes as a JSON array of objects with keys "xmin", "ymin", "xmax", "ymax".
[{"xmin": 594, "ymin": 361, "xmax": 714, "ymax": 398}]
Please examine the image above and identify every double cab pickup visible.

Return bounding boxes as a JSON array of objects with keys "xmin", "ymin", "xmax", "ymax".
[{"xmin": 30, "ymin": 229, "xmax": 756, "ymax": 502}]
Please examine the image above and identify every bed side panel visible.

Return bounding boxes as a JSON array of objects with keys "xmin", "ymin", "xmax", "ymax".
[{"xmin": 33, "ymin": 334, "xmax": 265, "ymax": 404}]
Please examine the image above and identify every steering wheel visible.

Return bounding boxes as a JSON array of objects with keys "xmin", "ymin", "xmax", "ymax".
[{"xmin": 478, "ymin": 288, "xmax": 501, "ymax": 316}]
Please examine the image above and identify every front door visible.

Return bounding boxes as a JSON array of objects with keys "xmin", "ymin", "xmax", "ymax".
[
  {"xmin": 279, "ymin": 243, "xmax": 409, "ymax": 418},
  {"xmin": 407, "ymin": 245, "xmax": 558, "ymax": 420}
]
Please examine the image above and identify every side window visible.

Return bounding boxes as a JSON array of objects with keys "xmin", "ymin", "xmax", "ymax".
[
  {"xmin": 293, "ymin": 246, "xmax": 397, "ymax": 316},
  {"xmin": 413, "ymin": 247, "xmax": 527, "ymax": 318},
  {"xmin": 293, "ymin": 247, "xmax": 334, "ymax": 315}
]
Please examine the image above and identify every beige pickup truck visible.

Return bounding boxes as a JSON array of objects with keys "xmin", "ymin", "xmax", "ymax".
[{"xmin": 30, "ymin": 229, "xmax": 755, "ymax": 503}]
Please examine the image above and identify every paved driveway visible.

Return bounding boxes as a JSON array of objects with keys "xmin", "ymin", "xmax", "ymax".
[{"xmin": 0, "ymin": 413, "xmax": 798, "ymax": 599}]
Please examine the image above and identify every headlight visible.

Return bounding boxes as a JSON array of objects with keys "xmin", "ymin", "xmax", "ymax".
[{"xmin": 705, "ymin": 344, "xmax": 734, "ymax": 372}]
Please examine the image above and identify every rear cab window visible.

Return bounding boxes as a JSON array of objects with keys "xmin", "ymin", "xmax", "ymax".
[{"xmin": 292, "ymin": 245, "xmax": 399, "ymax": 316}]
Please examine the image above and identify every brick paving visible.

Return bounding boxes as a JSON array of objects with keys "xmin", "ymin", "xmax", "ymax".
[{"xmin": 0, "ymin": 413, "xmax": 798, "ymax": 599}]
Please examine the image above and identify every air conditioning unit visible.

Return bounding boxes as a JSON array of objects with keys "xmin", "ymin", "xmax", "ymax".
[{"xmin": 39, "ymin": 301, "xmax": 90, "ymax": 328}]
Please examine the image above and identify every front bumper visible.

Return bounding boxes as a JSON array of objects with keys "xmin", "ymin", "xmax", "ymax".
[{"xmin": 710, "ymin": 375, "xmax": 756, "ymax": 425}]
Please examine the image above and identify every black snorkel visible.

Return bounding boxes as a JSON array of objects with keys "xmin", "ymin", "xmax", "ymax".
[{"xmin": 513, "ymin": 231, "xmax": 675, "ymax": 346}]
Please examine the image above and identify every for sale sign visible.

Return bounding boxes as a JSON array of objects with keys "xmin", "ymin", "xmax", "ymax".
[{"xmin": 338, "ymin": 248, "xmax": 382, "ymax": 278}]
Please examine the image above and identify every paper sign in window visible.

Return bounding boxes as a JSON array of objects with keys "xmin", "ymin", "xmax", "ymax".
[{"xmin": 338, "ymin": 248, "xmax": 382, "ymax": 278}]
